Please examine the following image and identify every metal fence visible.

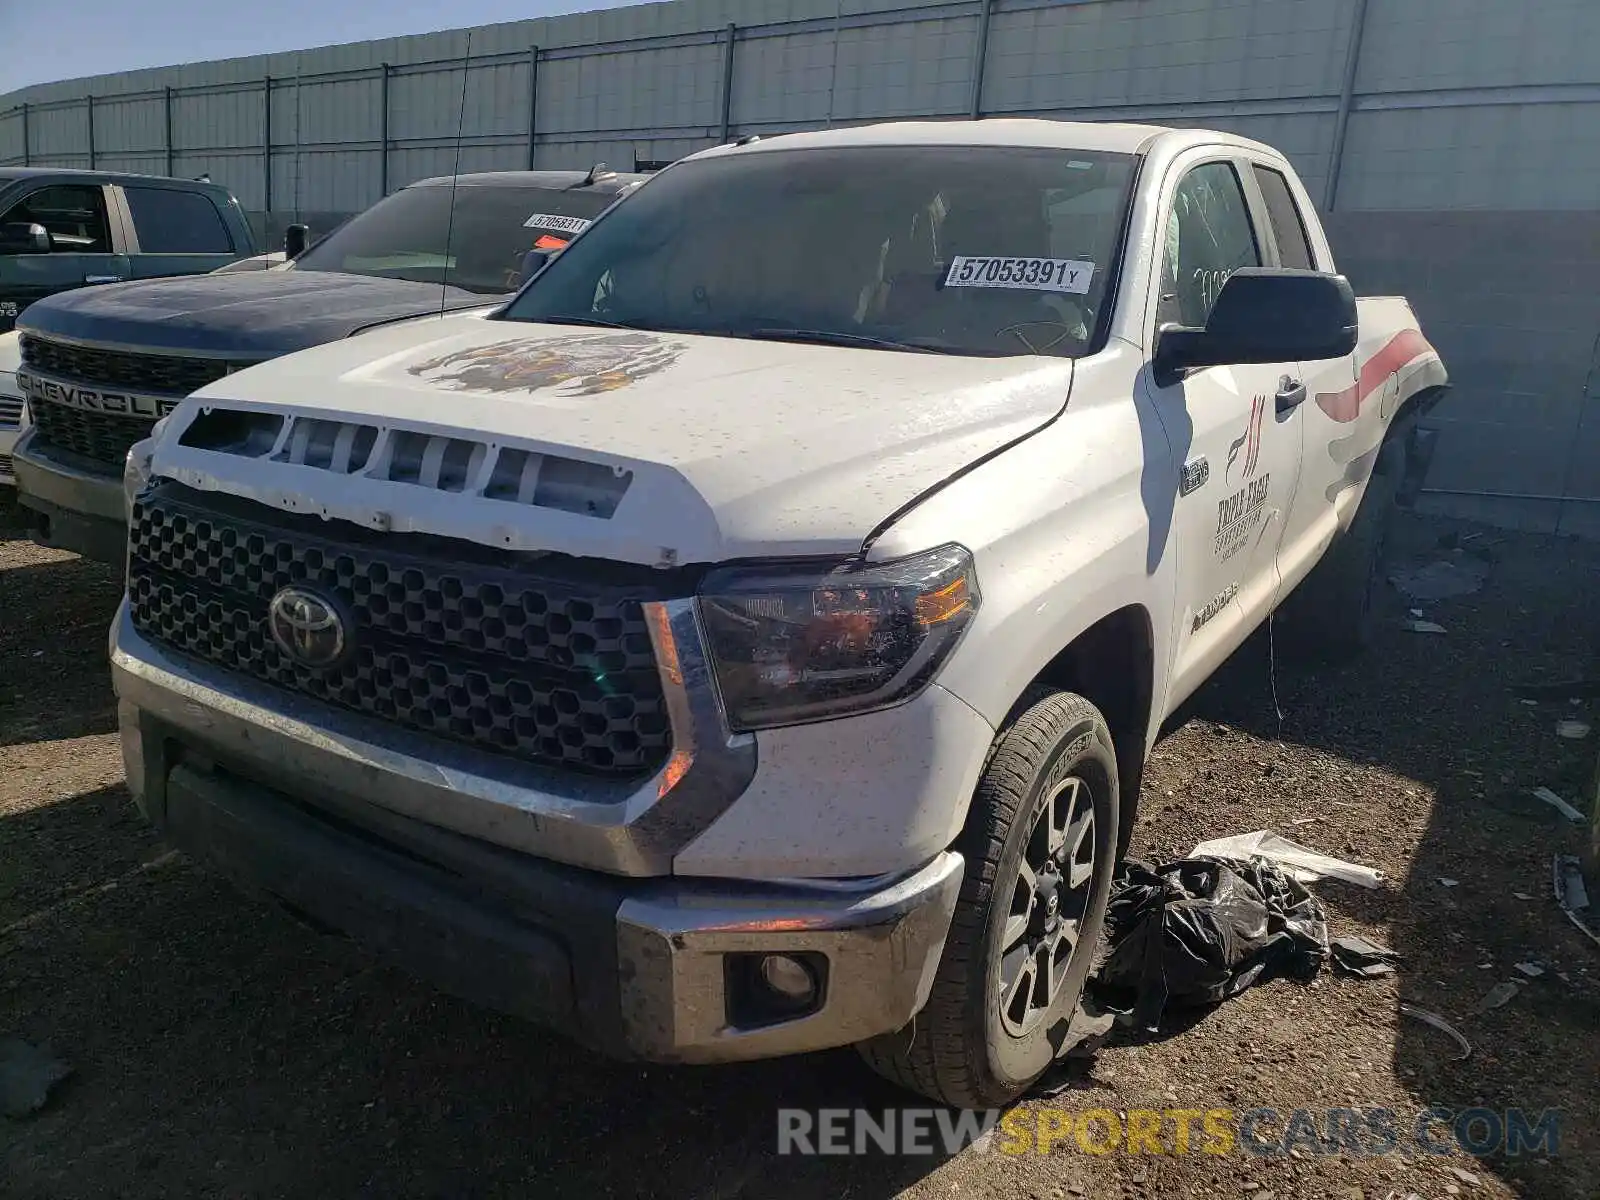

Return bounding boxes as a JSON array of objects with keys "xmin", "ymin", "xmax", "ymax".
[
  {"xmin": 7, "ymin": 0, "xmax": 1594, "ymax": 218},
  {"xmin": 2, "ymin": 0, "xmax": 1598, "ymax": 530}
]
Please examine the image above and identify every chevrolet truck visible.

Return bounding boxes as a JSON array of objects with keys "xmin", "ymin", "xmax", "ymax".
[
  {"xmin": 111, "ymin": 122, "xmax": 1446, "ymax": 1107},
  {"xmin": 12, "ymin": 166, "xmax": 642, "ymax": 562}
]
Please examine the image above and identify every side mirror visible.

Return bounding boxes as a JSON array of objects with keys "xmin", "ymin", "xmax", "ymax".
[
  {"xmin": 283, "ymin": 223, "xmax": 310, "ymax": 259},
  {"xmin": 0, "ymin": 222, "xmax": 51, "ymax": 254},
  {"xmin": 1153, "ymin": 268, "xmax": 1358, "ymax": 387},
  {"xmin": 519, "ymin": 248, "xmax": 553, "ymax": 284}
]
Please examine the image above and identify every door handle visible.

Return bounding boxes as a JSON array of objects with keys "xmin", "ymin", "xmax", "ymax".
[
  {"xmin": 1275, "ymin": 376, "xmax": 1307, "ymax": 413},
  {"xmin": 84, "ymin": 274, "xmax": 124, "ymax": 284}
]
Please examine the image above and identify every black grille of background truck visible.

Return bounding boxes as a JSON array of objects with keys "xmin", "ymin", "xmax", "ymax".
[{"xmin": 21, "ymin": 335, "xmax": 235, "ymax": 470}]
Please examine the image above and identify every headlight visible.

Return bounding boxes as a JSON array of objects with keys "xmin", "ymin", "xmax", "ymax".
[{"xmin": 697, "ymin": 543, "xmax": 979, "ymax": 731}]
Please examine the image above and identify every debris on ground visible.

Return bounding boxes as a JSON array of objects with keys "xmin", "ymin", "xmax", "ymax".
[
  {"xmin": 1398, "ymin": 1004, "xmax": 1472, "ymax": 1061},
  {"xmin": 0, "ymin": 1039, "xmax": 71, "ymax": 1119},
  {"xmin": 1554, "ymin": 718, "xmax": 1590, "ymax": 740},
  {"xmin": 1330, "ymin": 934, "xmax": 1400, "ymax": 978},
  {"xmin": 1529, "ymin": 786, "xmax": 1585, "ymax": 823},
  {"xmin": 1473, "ymin": 980, "xmax": 1521, "ymax": 1013},
  {"xmin": 1402, "ymin": 619, "xmax": 1448, "ymax": 634},
  {"xmin": 1554, "ymin": 854, "xmax": 1600, "ymax": 952},
  {"xmin": 1513, "ymin": 961, "xmax": 1546, "ymax": 979},
  {"xmin": 1030, "ymin": 1002, "xmax": 1119, "ymax": 1097},
  {"xmin": 1389, "ymin": 555, "xmax": 1489, "ymax": 602},
  {"xmin": 1093, "ymin": 857, "xmax": 1329, "ymax": 1031},
  {"xmin": 1188, "ymin": 830, "xmax": 1384, "ymax": 889},
  {"xmin": 1437, "ymin": 877, "xmax": 1460, "ymax": 888}
]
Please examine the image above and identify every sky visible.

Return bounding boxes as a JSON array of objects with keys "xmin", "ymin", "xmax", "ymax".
[{"xmin": 0, "ymin": 0, "xmax": 640, "ymax": 95}]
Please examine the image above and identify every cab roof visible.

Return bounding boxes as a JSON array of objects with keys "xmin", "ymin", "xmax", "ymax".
[
  {"xmin": 689, "ymin": 119, "xmax": 1277, "ymax": 161},
  {"xmin": 407, "ymin": 169, "xmax": 649, "ymax": 195},
  {"xmin": 0, "ymin": 166, "xmax": 237, "ymax": 192}
]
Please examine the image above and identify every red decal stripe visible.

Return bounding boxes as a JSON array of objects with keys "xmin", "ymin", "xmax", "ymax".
[{"xmin": 1315, "ymin": 329, "xmax": 1435, "ymax": 424}]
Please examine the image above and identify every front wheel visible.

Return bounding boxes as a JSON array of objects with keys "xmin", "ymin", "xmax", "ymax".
[{"xmin": 857, "ymin": 691, "xmax": 1119, "ymax": 1108}]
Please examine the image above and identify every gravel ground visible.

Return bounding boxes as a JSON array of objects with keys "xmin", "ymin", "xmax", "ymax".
[{"xmin": 1, "ymin": 493, "xmax": 1597, "ymax": 1199}]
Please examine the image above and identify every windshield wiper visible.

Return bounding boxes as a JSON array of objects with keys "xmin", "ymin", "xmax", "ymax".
[
  {"xmin": 741, "ymin": 328, "xmax": 950, "ymax": 354},
  {"xmin": 533, "ymin": 314, "xmax": 641, "ymax": 330}
]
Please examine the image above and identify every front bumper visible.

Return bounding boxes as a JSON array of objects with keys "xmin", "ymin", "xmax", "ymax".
[
  {"xmin": 113, "ymin": 603, "xmax": 964, "ymax": 1062},
  {"xmin": 122, "ymin": 706, "xmax": 962, "ymax": 1063},
  {"xmin": 12, "ymin": 426, "xmax": 127, "ymax": 563},
  {"xmin": 0, "ymin": 424, "xmax": 17, "ymax": 487}
]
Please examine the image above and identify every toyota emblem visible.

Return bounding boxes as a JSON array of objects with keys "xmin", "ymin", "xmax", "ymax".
[{"xmin": 268, "ymin": 585, "xmax": 350, "ymax": 669}]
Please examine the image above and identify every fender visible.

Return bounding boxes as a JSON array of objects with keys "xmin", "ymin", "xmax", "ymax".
[{"xmin": 866, "ymin": 344, "xmax": 1179, "ymax": 754}]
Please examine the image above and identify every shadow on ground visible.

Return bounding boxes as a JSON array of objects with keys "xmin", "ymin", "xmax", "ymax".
[
  {"xmin": 1, "ymin": 788, "xmax": 950, "ymax": 1198},
  {"xmin": 1171, "ymin": 512, "xmax": 1600, "ymax": 1198}
]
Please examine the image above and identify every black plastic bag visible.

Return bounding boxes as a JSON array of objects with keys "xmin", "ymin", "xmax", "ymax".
[{"xmin": 1093, "ymin": 856, "xmax": 1329, "ymax": 1030}]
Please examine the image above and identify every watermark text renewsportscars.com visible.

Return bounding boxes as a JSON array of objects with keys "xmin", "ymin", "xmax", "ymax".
[{"xmin": 777, "ymin": 1107, "xmax": 1561, "ymax": 1158}]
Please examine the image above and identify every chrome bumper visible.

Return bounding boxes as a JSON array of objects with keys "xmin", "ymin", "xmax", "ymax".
[
  {"xmin": 114, "ymin": 600, "xmax": 962, "ymax": 1061},
  {"xmin": 13, "ymin": 427, "xmax": 128, "ymax": 562}
]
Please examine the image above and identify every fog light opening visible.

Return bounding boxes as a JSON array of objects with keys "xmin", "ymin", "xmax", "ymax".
[{"xmin": 726, "ymin": 951, "xmax": 829, "ymax": 1028}]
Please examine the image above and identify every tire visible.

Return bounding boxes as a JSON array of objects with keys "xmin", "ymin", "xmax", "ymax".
[
  {"xmin": 1281, "ymin": 452, "xmax": 1401, "ymax": 663},
  {"xmin": 857, "ymin": 691, "xmax": 1119, "ymax": 1108}
]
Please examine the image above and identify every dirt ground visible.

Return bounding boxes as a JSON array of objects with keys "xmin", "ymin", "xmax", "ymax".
[{"xmin": 2, "ymin": 493, "xmax": 1597, "ymax": 1200}]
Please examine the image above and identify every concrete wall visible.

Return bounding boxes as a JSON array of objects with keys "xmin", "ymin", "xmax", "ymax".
[{"xmin": 2, "ymin": 0, "xmax": 1598, "ymax": 530}]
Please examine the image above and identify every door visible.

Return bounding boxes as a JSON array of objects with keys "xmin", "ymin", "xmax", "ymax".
[
  {"xmin": 1145, "ymin": 158, "xmax": 1304, "ymax": 710},
  {"xmin": 1249, "ymin": 161, "xmax": 1364, "ymax": 597},
  {"xmin": 0, "ymin": 183, "xmax": 130, "ymax": 331},
  {"xmin": 117, "ymin": 184, "xmax": 242, "ymax": 279}
]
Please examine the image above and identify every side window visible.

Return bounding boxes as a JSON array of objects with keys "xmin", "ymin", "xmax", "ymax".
[
  {"xmin": 1252, "ymin": 165, "xmax": 1316, "ymax": 271},
  {"xmin": 123, "ymin": 187, "xmax": 235, "ymax": 254},
  {"xmin": 1157, "ymin": 162, "xmax": 1261, "ymax": 329},
  {"xmin": 0, "ymin": 185, "xmax": 112, "ymax": 253}
]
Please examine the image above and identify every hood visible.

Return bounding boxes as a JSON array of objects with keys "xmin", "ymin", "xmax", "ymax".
[
  {"xmin": 17, "ymin": 270, "xmax": 494, "ymax": 359},
  {"xmin": 156, "ymin": 316, "xmax": 1076, "ymax": 566}
]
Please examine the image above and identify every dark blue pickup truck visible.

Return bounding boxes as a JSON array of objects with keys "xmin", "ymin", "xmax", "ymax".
[{"xmin": 12, "ymin": 165, "xmax": 644, "ymax": 563}]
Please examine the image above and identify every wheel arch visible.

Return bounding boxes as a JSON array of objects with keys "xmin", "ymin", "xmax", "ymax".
[{"xmin": 1001, "ymin": 604, "xmax": 1156, "ymax": 857}]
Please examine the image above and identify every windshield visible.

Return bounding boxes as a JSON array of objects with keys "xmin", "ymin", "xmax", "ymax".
[
  {"xmin": 504, "ymin": 146, "xmax": 1135, "ymax": 357},
  {"xmin": 293, "ymin": 183, "xmax": 621, "ymax": 295}
]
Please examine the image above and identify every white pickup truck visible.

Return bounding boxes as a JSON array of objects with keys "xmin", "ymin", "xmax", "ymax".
[
  {"xmin": 0, "ymin": 331, "xmax": 24, "ymax": 485},
  {"xmin": 112, "ymin": 121, "xmax": 1446, "ymax": 1107}
]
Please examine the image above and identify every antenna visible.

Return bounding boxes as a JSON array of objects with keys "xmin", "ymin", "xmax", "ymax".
[
  {"xmin": 439, "ymin": 30, "xmax": 472, "ymax": 319},
  {"xmin": 291, "ymin": 53, "xmax": 303, "ymax": 235}
]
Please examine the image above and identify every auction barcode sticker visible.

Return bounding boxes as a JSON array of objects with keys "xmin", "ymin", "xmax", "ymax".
[
  {"xmin": 524, "ymin": 213, "xmax": 592, "ymax": 234},
  {"xmin": 944, "ymin": 256, "xmax": 1095, "ymax": 294}
]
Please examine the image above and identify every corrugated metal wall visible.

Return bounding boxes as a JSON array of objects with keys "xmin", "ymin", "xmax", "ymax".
[{"xmin": 1, "ymin": 0, "xmax": 1597, "ymax": 530}]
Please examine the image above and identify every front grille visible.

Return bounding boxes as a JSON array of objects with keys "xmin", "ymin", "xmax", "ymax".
[
  {"xmin": 0, "ymin": 454, "xmax": 12, "ymax": 479},
  {"xmin": 21, "ymin": 335, "xmax": 232, "ymax": 395},
  {"xmin": 127, "ymin": 482, "xmax": 672, "ymax": 778},
  {"xmin": 0, "ymin": 395, "xmax": 22, "ymax": 427},
  {"xmin": 29, "ymin": 396, "xmax": 150, "ymax": 469}
]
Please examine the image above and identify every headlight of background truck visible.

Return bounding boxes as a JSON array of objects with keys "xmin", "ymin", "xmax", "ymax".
[{"xmin": 697, "ymin": 543, "xmax": 979, "ymax": 731}]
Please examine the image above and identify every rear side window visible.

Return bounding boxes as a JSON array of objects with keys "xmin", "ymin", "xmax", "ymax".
[
  {"xmin": 1252, "ymin": 166, "xmax": 1315, "ymax": 271},
  {"xmin": 124, "ymin": 187, "xmax": 235, "ymax": 254}
]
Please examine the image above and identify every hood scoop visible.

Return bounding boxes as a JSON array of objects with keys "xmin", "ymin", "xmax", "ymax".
[{"xmin": 178, "ymin": 405, "xmax": 632, "ymax": 520}]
